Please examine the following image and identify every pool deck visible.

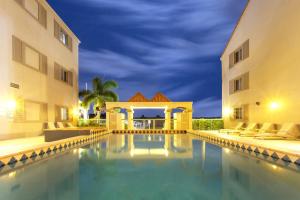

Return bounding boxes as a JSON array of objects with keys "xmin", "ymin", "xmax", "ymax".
[
  {"xmin": 1, "ymin": 130, "xmax": 300, "ymax": 167},
  {"xmin": 190, "ymin": 130, "xmax": 300, "ymax": 164},
  {"xmin": 0, "ymin": 130, "xmax": 109, "ymax": 169},
  {"xmin": 0, "ymin": 136, "xmax": 45, "ymax": 157}
]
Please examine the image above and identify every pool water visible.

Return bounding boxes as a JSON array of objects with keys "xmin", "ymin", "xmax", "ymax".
[{"xmin": 1, "ymin": 134, "xmax": 300, "ymax": 200}]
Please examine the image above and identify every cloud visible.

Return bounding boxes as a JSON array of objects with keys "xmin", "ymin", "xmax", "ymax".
[
  {"xmin": 193, "ymin": 98, "xmax": 222, "ymax": 117},
  {"xmin": 59, "ymin": 0, "xmax": 247, "ymax": 116}
]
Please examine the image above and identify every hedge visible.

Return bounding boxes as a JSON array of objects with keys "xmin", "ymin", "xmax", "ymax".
[{"xmin": 192, "ymin": 119, "xmax": 224, "ymax": 130}]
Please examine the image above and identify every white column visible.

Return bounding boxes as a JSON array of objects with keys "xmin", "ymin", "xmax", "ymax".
[
  {"xmin": 164, "ymin": 109, "xmax": 171, "ymax": 130},
  {"xmin": 187, "ymin": 109, "xmax": 193, "ymax": 130},
  {"xmin": 106, "ymin": 110, "xmax": 110, "ymax": 130},
  {"xmin": 127, "ymin": 109, "xmax": 134, "ymax": 130}
]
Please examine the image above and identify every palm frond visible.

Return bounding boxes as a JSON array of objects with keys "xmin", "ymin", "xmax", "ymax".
[
  {"xmin": 103, "ymin": 91, "xmax": 119, "ymax": 102},
  {"xmin": 79, "ymin": 89, "xmax": 92, "ymax": 98},
  {"xmin": 82, "ymin": 93, "xmax": 96, "ymax": 108},
  {"xmin": 92, "ymin": 77, "xmax": 103, "ymax": 93},
  {"xmin": 103, "ymin": 80, "xmax": 118, "ymax": 91}
]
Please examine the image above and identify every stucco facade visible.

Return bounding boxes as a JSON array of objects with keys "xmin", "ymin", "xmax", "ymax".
[
  {"xmin": 221, "ymin": 0, "xmax": 300, "ymax": 128},
  {"xmin": 0, "ymin": 0, "xmax": 79, "ymax": 139}
]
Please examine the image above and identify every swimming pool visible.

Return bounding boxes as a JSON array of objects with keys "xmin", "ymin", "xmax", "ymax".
[{"xmin": 0, "ymin": 134, "xmax": 300, "ymax": 200}]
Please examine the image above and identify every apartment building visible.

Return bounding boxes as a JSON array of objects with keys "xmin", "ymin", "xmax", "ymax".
[
  {"xmin": 0, "ymin": 0, "xmax": 80, "ymax": 139},
  {"xmin": 221, "ymin": 0, "xmax": 300, "ymax": 128}
]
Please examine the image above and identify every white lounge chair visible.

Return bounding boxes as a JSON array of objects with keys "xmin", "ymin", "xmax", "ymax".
[
  {"xmin": 255, "ymin": 123, "xmax": 299, "ymax": 140},
  {"xmin": 56, "ymin": 122, "xmax": 65, "ymax": 129},
  {"xmin": 232, "ymin": 122, "xmax": 257, "ymax": 136},
  {"xmin": 47, "ymin": 122, "xmax": 57, "ymax": 130},
  {"xmin": 219, "ymin": 122, "xmax": 244, "ymax": 134},
  {"xmin": 240, "ymin": 123, "xmax": 273, "ymax": 137},
  {"xmin": 67, "ymin": 122, "xmax": 76, "ymax": 128}
]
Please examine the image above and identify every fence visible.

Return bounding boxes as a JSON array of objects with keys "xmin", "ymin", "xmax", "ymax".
[{"xmin": 192, "ymin": 118, "xmax": 224, "ymax": 130}]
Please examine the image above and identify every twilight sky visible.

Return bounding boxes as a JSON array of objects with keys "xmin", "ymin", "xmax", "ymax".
[{"xmin": 48, "ymin": 0, "xmax": 247, "ymax": 117}]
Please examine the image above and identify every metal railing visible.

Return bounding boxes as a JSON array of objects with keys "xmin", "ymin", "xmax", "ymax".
[{"xmin": 134, "ymin": 119, "xmax": 164, "ymax": 129}]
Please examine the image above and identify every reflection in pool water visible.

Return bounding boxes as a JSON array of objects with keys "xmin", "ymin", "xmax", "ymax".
[{"xmin": 0, "ymin": 134, "xmax": 300, "ymax": 200}]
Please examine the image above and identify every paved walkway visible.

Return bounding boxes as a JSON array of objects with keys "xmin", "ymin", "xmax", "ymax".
[
  {"xmin": 0, "ymin": 136, "xmax": 46, "ymax": 157},
  {"xmin": 193, "ymin": 130, "xmax": 300, "ymax": 156}
]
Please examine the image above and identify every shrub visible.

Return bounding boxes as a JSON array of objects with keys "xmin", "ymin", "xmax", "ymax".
[{"xmin": 192, "ymin": 119, "xmax": 224, "ymax": 130}]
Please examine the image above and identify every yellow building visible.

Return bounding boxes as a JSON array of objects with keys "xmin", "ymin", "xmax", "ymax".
[
  {"xmin": 221, "ymin": 0, "xmax": 300, "ymax": 128},
  {"xmin": 0, "ymin": 0, "xmax": 80, "ymax": 139}
]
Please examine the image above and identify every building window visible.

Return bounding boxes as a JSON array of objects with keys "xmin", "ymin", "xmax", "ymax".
[
  {"xmin": 24, "ymin": 101, "xmax": 48, "ymax": 122},
  {"xmin": 234, "ymin": 78, "xmax": 242, "ymax": 92},
  {"xmin": 55, "ymin": 106, "xmax": 69, "ymax": 121},
  {"xmin": 59, "ymin": 29, "xmax": 68, "ymax": 45},
  {"xmin": 24, "ymin": 46, "xmax": 40, "ymax": 70},
  {"xmin": 54, "ymin": 20, "xmax": 73, "ymax": 51},
  {"xmin": 14, "ymin": 0, "xmax": 47, "ymax": 28},
  {"xmin": 234, "ymin": 48, "xmax": 243, "ymax": 64},
  {"xmin": 229, "ymin": 72, "xmax": 249, "ymax": 95},
  {"xmin": 60, "ymin": 107, "xmax": 68, "ymax": 121},
  {"xmin": 54, "ymin": 63, "xmax": 73, "ymax": 86},
  {"xmin": 61, "ymin": 69, "xmax": 68, "ymax": 83},
  {"xmin": 12, "ymin": 36, "xmax": 48, "ymax": 74},
  {"xmin": 234, "ymin": 107, "xmax": 243, "ymax": 120},
  {"xmin": 229, "ymin": 40, "xmax": 249, "ymax": 68},
  {"xmin": 24, "ymin": 0, "xmax": 39, "ymax": 19}
]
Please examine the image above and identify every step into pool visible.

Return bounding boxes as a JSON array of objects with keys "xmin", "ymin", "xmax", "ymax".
[{"xmin": 0, "ymin": 134, "xmax": 300, "ymax": 200}]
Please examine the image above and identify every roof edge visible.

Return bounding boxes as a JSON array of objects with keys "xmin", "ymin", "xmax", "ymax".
[{"xmin": 220, "ymin": 0, "xmax": 250, "ymax": 58}]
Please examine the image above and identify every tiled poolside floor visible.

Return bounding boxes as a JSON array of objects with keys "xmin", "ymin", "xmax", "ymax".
[
  {"xmin": 0, "ymin": 136, "xmax": 46, "ymax": 157},
  {"xmin": 1, "ymin": 131, "xmax": 300, "ymax": 159},
  {"xmin": 192, "ymin": 130, "xmax": 300, "ymax": 156}
]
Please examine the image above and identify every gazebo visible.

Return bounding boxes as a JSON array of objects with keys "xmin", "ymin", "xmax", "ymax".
[{"xmin": 105, "ymin": 92, "xmax": 193, "ymax": 130}]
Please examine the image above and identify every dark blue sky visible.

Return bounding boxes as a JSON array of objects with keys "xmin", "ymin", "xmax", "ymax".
[{"xmin": 48, "ymin": 0, "xmax": 247, "ymax": 117}]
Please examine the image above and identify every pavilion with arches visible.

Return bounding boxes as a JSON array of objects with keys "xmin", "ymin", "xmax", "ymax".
[{"xmin": 105, "ymin": 92, "xmax": 193, "ymax": 130}]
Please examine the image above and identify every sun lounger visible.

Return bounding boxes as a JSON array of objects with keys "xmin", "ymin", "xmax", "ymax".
[
  {"xmin": 47, "ymin": 122, "xmax": 57, "ymax": 130},
  {"xmin": 219, "ymin": 122, "xmax": 244, "ymax": 134},
  {"xmin": 56, "ymin": 122, "xmax": 65, "ymax": 129},
  {"xmin": 255, "ymin": 123, "xmax": 299, "ymax": 140},
  {"xmin": 67, "ymin": 122, "xmax": 76, "ymax": 128},
  {"xmin": 240, "ymin": 123, "xmax": 273, "ymax": 137}
]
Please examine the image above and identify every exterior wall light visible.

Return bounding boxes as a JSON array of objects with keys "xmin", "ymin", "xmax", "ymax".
[
  {"xmin": 6, "ymin": 99, "xmax": 17, "ymax": 111},
  {"xmin": 223, "ymin": 107, "xmax": 233, "ymax": 117},
  {"xmin": 269, "ymin": 101, "xmax": 281, "ymax": 111}
]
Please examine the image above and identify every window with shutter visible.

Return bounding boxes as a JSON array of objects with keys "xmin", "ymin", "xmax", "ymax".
[
  {"xmin": 14, "ymin": 0, "xmax": 24, "ymax": 6},
  {"xmin": 54, "ymin": 20, "xmax": 73, "ymax": 52},
  {"xmin": 38, "ymin": 3, "xmax": 47, "ymax": 28},
  {"xmin": 55, "ymin": 105, "xmax": 69, "ymax": 121},
  {"xmin": 15, "ymin": 0, "xmax": 47, "ymax": 29},
  {"xmin": 12, "ymin": 36, "xmax": 47, "ymax": 75},
  {"xmin": 54, "ymin": 62, "xmax": 74, "ymax": 86},
  {"xmin": 12, "ymin": 36, "xmax": 23, "ymax": 62},
  {"xmin": 243, "ymin": 104, "xmax": 249, "ymax": 121},
  {"xmin": 39, "ymin": 54, "xmax": 48, "ymax": 74},
  {"xmin": 229, "ymin": 72, "xmax": 250, "ymax": 95},
  {"xmin": 229, "ymin": 39, "xmax": 249, "ymax": 69}
]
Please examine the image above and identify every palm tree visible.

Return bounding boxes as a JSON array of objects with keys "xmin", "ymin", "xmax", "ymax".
[{"xmin": 79, "ymin": 77, "xmax": 119, "ymax": 115}]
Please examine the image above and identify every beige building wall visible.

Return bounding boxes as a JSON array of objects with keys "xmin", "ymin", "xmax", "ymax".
[
  {"xmin": 0, "ymin": 0, "xmax": 79, "ymax": 139},
  {"xmin": 221, "ymin": 0, "xmax": 300, "ymax": 128}
]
